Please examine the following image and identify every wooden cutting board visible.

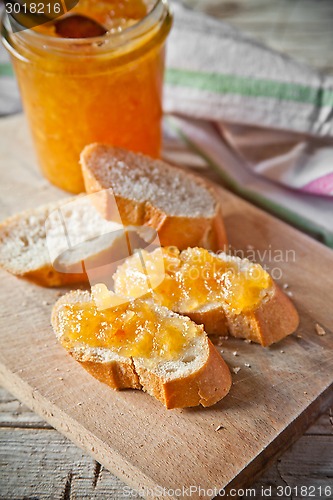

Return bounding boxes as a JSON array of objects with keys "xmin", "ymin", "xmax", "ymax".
[{"xmin": 0, "ymin": 115, "xmax": 332, "ymax": 499}]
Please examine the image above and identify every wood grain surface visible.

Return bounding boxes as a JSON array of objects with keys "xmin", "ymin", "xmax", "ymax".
[
  {"xmin": 1, "ymin": 386, "xmax": 332, "ymax": 500},
  {"xmin": 0, "ymin": 115, "xmax": 332, "ymax": 499}
]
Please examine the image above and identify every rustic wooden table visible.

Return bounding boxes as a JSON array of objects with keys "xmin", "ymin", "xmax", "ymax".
[{"xmin": 1, "ymin": 1, "xmax": 333, "ymax": 499}]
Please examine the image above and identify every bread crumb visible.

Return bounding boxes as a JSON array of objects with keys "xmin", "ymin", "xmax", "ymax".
[
  {"xmin": 286, "ymin": 290, "xmax": 293, "ymax": 297},
  {"xmin": 42, "ymin": 300, "xmax": 50, "ymax": 306},
  {"xmin": 244, "ymin": 363, "xmax": 251, "ymax": 368},
  {"xmin": 280, "ymin": 350, "xmax": 285, "ymax": 353},
  {"xmin": 232, "ymin": 367, "xmax": 241, "ymax": 374},
  {"xmin": 58, "ymin": 377, "xmax": 63, "ymax": 381},
  {"xmin": 233, "ymin": 351, "xmax": 238, "ymax": 356},
  {"xmin": 304, "ymin": 391, "xmax": 308, "ymax": 395},
  {"xmin": 315, "ymin": 324, "xmax": 326, "ymax": 336},
  {"xmin": 216, "ymin": 336, "xmax": 228, "ymax": 346},
  {"xmin": 220, "ymin": 349, "xmax": 224, "ymax": 353},
  {"xmin": 215, "ymin": 425, "xmax": 224, "ymax": 431},
  {"xmin": 283, "ymin": 283, "xmax": 289, "ymax": 289},
  {"xmin": 244, "ymin": 339, "xmax": 252, "ymax": 344},
  {"xmin": 296, "ymin": 334, "xmax": 302, "ymax": 339},
  {"xmin": 77, "ymin": 402, "xmax": 82, "ymax": 406}
]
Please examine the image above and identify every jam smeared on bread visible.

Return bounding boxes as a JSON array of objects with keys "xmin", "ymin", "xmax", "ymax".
[
  {"xmin": 58, "ymin": 290, "xmax": 201, "ymax": 360},
  {"xmin": 52, "ymin": 291, "xmax": 232, "ymax": 409},
  {"xmin": 114, "ymin": 247, "xmax": 299, "ymax": 346},
  {"xmin": 114, "ymin": 247, "xmax": 273, "ymax": 314}
]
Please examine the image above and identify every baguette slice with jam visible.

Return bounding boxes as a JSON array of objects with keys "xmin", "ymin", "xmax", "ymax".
[
  {"xmin": 51, "ymin": 289, "xmax": 232, "ymax": 409},
  {"xmin": 113, "ymin": 247, "xmax": 300, "ymax": 347}
]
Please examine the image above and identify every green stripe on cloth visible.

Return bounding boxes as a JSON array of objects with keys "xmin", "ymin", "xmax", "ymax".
[
  {"xmin": 168, "ymin": 120, "xmax": 333, "ymax": 248},
  {"xmin": 166, "ymin": 69, "xmax": 333, "ymax": 107},
  {"xmin": 0, "ymin": 63, "xmax": 14, "ymax": 77}
]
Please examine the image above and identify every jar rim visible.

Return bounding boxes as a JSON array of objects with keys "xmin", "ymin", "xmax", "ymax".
[{"xmin": 1, "ymin": 0, "xmax": 171, "ymax": 54}]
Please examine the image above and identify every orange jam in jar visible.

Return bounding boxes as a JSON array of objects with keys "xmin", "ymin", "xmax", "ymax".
[{"xmin": 1, "ymin": 1, "xmax": 172, "ymax": 193}]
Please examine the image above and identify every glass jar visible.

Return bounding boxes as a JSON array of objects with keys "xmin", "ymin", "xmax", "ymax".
[{"xmin": 1, "ymin": 1, "xmax": 172, "ymax": 193}]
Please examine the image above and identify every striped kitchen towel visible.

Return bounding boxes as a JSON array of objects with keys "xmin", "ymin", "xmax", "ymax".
[{"xmin": 163, "ymin": 2, "xmax": 333, "ymax": 245}]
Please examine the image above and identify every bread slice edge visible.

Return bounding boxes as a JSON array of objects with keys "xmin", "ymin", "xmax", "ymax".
[{"xmin": 80, "ymin": 144, "xmax": 228, "ymax": 251}]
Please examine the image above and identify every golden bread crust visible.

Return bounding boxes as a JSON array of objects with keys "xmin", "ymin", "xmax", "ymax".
[
  {"xmin": 189, "ymin": 283, "xmax": 299, "ymax": 346},
  {"xmin": 22, "ymin": 266, "xmax": 86, "ymax": 288},
  {"xmin": 79, "ymin": 359, "xmax": 142, "ymax": 390},
  {"xmin": 0, "ymin": 198, "xmax": 87, "ymax": 287},
  {"xmin": 135, "ymin": 339, "xmax": 232, "ymax": 409},
  {"xmin": 81, "ymin": 144, "xmax": 228, "ymax": 252},
  {"xmin": 186, "ymin": 307, "xmax": 229, "ymax": 336}
]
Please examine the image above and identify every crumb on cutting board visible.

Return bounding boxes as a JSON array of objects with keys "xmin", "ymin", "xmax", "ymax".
[{"xmin": 315, "ymin": 323, "xmax": 326, "ymax": 336}]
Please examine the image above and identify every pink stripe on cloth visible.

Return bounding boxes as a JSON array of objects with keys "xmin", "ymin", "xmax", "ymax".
[{"xmin": 302, "ymin": 172, "xmax": 333, "ymax": 195}]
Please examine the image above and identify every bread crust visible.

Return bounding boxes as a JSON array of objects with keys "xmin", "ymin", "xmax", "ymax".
[
  {"xmin": 186, "ymin": 307, "xmax": 228, "ymax": 336},
  {"xmin": 0, "ymin": 198, "xmax": 87, "ymax": 287},
  {"xmin": 186, "ymin": 283, "xmax": 299, "ymax": 346},
  {"xmin": 20, "ymin": 266, "xmax": 86, "ymax": 288},
  {"xmin": 79, "ymin": 359, "xmax": 142, "ymax": 390},
  {"xmin": 51, "ymin": 291, "xmax": 232, "ymax": 409},
  {"xmin": 228, "ymin": 283, "xmax": 299, "ymax": 347},
  {"xmin": 80, "ymin": 144, "xmax": 228, "ymax": 252},
  {"xmin": 134, "ymin": 339, "xmax": 232, "ymax": 409}
]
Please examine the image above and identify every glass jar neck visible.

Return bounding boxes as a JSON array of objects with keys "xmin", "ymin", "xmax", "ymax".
[{"xmin": 1, "ymin": 0, "xmax": 172, "ymax": 60}]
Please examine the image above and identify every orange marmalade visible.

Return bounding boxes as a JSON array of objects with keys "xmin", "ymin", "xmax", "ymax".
[
  {"xmin": 1, "ymin": 1, "xmax": 172, "ymax": 192},
  {"xmin": 58, "ymin": 296, "xmax": 200, "ymax": 360},
  {"xmin": 114, "ymin": 247, "xmax": 273, "ymax": 314}
]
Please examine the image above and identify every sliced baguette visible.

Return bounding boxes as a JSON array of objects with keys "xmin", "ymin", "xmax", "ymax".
[
  {"xmin": 80, "ymin": 144, "xmax": 227, "ymax": 251},
  {"xmin": 113, "ymin": 247, "xmax": 300, "ymax": 347},
  {"xmin": 0, "ymin": 198, "xmax": 83, "ymax": 287},
  {"xmin": 0, "ymin": 196, "xmax": 129, "ymax": 287},
  {"xmin": 51, "ymin": 291, "xmax": 232, "ymax": 409}
]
